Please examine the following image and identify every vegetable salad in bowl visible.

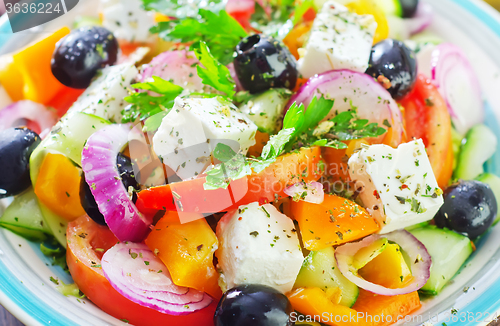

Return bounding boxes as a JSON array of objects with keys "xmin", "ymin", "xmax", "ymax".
[{"xmin": 0, "ymin": 0, "xmax": 498, "ymax": 325}]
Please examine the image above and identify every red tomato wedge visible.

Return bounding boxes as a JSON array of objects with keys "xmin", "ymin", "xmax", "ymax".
[
  {"xmin": 136, "ymin": 147, "xmax": 324, "ymax": 214},
  {"xmin": 398, "ymin": 74, "xmax": 453, "ymax": 189},
  {"xmin": 67, "ymin": 216, "xmax": 217, "ymax": 326}
]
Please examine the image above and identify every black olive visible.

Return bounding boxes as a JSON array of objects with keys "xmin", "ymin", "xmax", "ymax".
[
  {"xmin": 0, "ymin": 127, "xmax": 40, "ymax": 198},
  {"xmin": 233, "ymin": 34, "xmax": 297, "ymax": 94},
  {"xmin": 400, "ymin": 0, "xmax": 419, "ymax": 18},
  {"xmin": 434, "ymin": 180, "xmax": 497, "ymax": 239},
  {"xmin": 51, "ymin": 26, "xmax": 118, "ymax": 89},
  {"xmin": 365, "ymin": 39, "xmax": 417, "ymax": 100},
  {"xmin": 80, "ymin": 152, "xmax": 140, "ymax": 225},
  {"xmin": 214, "ymin": 284, "xmax": 294, "ymax": 326}
]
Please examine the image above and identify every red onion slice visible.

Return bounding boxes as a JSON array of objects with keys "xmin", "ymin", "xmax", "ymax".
[
  {"xmin": 0, "ymin": 100, "xmax": 57, "ymax": 138},
  {"xmin": 405, "ymin": 2, "xmax": 434, "ymax": 35},
  {"xmin": 102, "ymin": 242, "xmax": 213, "ymax": 315},
  {"xmin": 418, "ymin": 43, "xmax": 483, "ymax": 135},
  {"xmin": 284, "ymin": 182, "xmax": 324, "ymax": 204},
  {"xmin": 82, "ymin": 124, "xmax": 151, "ymax": 242},
  {"xmin": 335, "ymin": 230, "xmax": 432, "ymax": 296},
  {"xmin": 286, "ymin": 70, "xmax": 404, "ymax": 147},
  {"xmin": 138, "ymin": 50, "xmax": 205, "ymax": 92}
]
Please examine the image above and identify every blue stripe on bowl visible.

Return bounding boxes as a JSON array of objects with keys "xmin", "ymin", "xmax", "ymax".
[{"xmin": 0, "ymin": 249, "xmax": 78, "ymax": 326}]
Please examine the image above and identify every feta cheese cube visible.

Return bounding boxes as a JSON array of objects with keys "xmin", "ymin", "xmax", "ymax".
[
  {"xmin": 153, "ymin": 97, "xmax": 257, "ymax": 180},
  {"xmin": 348, "ymin": 139, "xmax": 444, "ymax": 234},
  {"xmin": 101, "ymin": 0, "xmax": 155, "ymax": 43},
  {"xmin": 68, "ymin": 63, "xmax": 138, "ymax": 123},
  {"xmin": 216, "ymin": 202, "xmax": 304, "ymax": 293},
  {"xmin": 297, "ymin": 1, "xmax": 377, "ymax": 79}
]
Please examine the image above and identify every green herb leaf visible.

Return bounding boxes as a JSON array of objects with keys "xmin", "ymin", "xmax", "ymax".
[
  {"xmin": 151, "ymin": 9, "xmax": 247, "ymax": 65},
  {"xmin": 194, "ymin": 41, "xmax": 236, "ymax": 98},
  {"xmin": 204, "ymin": 143, "xmax": 252, "ymax": 190},
  {"xmin": 122, "ymin": 76, "xmax": 184, "ymax": 124},
  {"xmin": 204, "ymin": 128, "xmax": 295, "ymax": 189}
]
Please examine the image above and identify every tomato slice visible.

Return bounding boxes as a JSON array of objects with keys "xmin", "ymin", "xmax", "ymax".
[
  {"xmin": 67, "ymin": 216, "xmax": 217, "ymax": 326},
  {"xmin": 136, "ymin": 147, "xmax": 324, "ymax": 214},
  {"xmin": 398, "ymin": 74, "xmax": 453, "ymax": 189}
]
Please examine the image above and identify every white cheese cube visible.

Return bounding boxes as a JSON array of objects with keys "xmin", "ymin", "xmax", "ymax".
[
  {"xmin": 101, "ymin": 0, "xmax": 156, "ymax": 43},
  {"xmin": 297, "ymin": 1, "xmax": 377, "ymax": 79},
  {"xmin": 216, "ymin": 202, "xmax": 304, "ymax": 293},
  {"xmin": 348, "ymin": 139, "xmax": 444, "ymax": 234},
  {"xmin": 68, "ymin": 63, "xmax": 138, "ymax": 123},
  {"xmin": 153, "ymin": 97, "xmax": 257, "ymax": 180}
]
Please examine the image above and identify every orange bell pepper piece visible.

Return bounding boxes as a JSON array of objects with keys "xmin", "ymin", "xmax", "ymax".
[
  {"xmin": 290, "ymin": 194, "xmax": 379, "ymax": 251},
  {"xmin": 5, "ymin": 27, "xmax": 70, "ymax": 104},
  {"xmin": 34, "ymin": 153, "xmax": 86, "ymax": 221},
  {"xmin": 283, "ymin": 21, "xmax": 313, "ymax": 60},
  {"xmin": 288, "ymin": 287, "xmax": 358, "ymax": 326},
  {"xmin": 0, "ymin": 55, "xmax": 24, "ymax": 101},
  {"xmin": 352, "ymin": 290, "xmax": 421, "ymax": 326},
  {"xmin": 145, "ymin": 211, "xmax": 222, "ymax": 299}
]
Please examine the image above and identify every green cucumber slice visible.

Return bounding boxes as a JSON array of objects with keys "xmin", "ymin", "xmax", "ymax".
[
  {"xmin": 0, "ymin": 188, "xmax": 52, "ymax": 241},
  {"xmin": 454, "ymin": 124, "xmax": 497, "ymax": 180},
  {"xmin": 29, "ymin": 112, "xmax": 111, "ymax": 247},
  {"xmin": 476, "ymin": 173, "xmax": 500, "ymax": 224},
  {"xmin": 409, "ymin": 225, "xmax": 473, "ymax": 295},
  {"xmin": 73, "ymin": 15, "xmax": 101, "ymax": 29},
  {"xmin": 375, "ymin": 0, "xmax": 403, "ymax": 17},
  {"xmin": 294, "ymin": 246, "xmax": 359, "ymax": 307},
  {"xmin": 239, "ymin": 88, "xmax": 291, "ymax": 134}
]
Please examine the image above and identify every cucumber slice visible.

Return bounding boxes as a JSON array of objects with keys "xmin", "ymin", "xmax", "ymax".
[
  {"xmin": 73, "ymin": 15, "xmax": 101, "ymax": 29},
  {"xmin": 374, "ymin": 0, "xmax": 402, "ymax": 17},
  {"xmin": 476, "ymin": 173, "xmax": 500, "ymax": 224},
  {"xmin": 0, "ymin": 188, "xmax": 51, "ymax": 241},
  {"xmin": 410, "ymin": 30, "xmax": 444, "ymax": 46},
  {"xmin": 409, "ymin": 225, "xmax": 473, "ymax": 295},
  {"xmin": 239, "ymin": 88, "xmax": 291, "ymax": 134},
  {"xmin": 455, "ymin": 124, "xmax": 497, "ymax": 180},
  {"xmin": 30, "ymin": 112, "xmax": 111, "ymax": 247},
  {"xmin": 294, "ymin": 246, "xmax": 359, "ymax": 307}
]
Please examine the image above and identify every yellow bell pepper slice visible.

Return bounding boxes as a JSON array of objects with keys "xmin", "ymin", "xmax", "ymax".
[
  {"xmin": 34, "ymin": 153, "xmax": 86, "ymax": 221},
  {"xmin": 4, "ymin": 27, "xmax": 70, "ymax": 104},
  {"xmin": 347, "ymin": 0, "xmax": 389, "ymax": 44},
  {"xmin": 145, "ymin": 211, "xmax": 222, "ymax": 299}
]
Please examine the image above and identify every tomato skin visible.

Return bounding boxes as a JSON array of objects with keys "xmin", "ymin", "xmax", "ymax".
[
  {"xmin": 67, "ymin": 216, "xmax": 217, "ymax": 326},
  {"xmin": 137, "ymin": 147, "xmax": 324, "ymax": 214},
  {"xmin": 398, "ymin": 74, "xmax": 453, "ymax": 189}
]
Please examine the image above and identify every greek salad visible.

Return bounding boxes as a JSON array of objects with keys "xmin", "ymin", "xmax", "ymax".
[{"xmin": 0, "ymin": 0, "xmax": 498, "ymax": 325}]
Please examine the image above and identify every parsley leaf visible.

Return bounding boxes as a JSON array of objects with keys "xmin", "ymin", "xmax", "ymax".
[
  {"xmin": 122, "ymin": 76, "xmax": 184, "ymax": 123},
  {"xmin": 194, "ymin": 41, "xmax": 236, "ymax": 98},
  {"xmin": 204, "ymin": 128, "xmax": 295, "ymax": 189},
  {"xmin": 282, "ymin": 96, "xmax": 387, "ymax": 151},
  {"xmin": 251, "ymin": 128, "xmax": 295, "ymax": 172},
  {"xmin": 141, "ymin": 0, "xmax": 225, "ymax": 20},
  {"xmin": 204, "ymin": 144, "xmax": 252, "ymax": 190},
  {"xmin": 151, "ymin": 9, "xmax": 247, "ymax": 65}
]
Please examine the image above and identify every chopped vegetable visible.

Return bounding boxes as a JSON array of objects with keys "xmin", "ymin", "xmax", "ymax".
[
  {"xmin": 34, "ymin": 153, "xmax": 86, "ymax": 221},
  {"xmin": 145, "ymin": 212, "xmax": 221, "ymax": 298},
  {"xmin": 82, "ymin": 124, "xmax": 150, "ymax": 242},
  {"xmin": 290, "ymin": 194, "xmax": 379, "ymax": 251},
  {"xmin": 102, "ymin": 242, "xmax": 213, "ymax": 315}
]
